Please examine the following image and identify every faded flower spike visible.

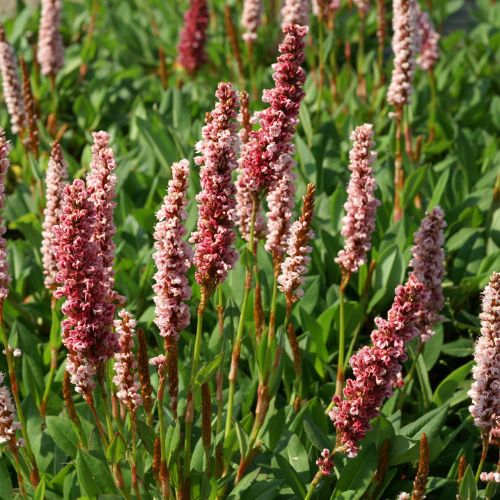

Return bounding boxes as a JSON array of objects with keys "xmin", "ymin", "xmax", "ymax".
[
  {"xmin": 0, "ymin": 24, "xmax": 25, "ymax": 135},
  {"xmin": 153, "ymin": 159, "xmax": 193, "ymax": 340},
  {"xmin": 190, "ymin": 83, "xmax": 240, "ymax": 304},
  {"xmin": 416, "ymin": 6, "xmax": 439, "ymax": 72},
  {"xmin": 177, "ymin": 0, "xmax": 209, "ymax": 73},
  {"xmin": 278, "ymin": 183, "xmax": 315, "ymax": 313},
  {"xmin": 37, "ymin": 0, "xmax": 65, "ymax": 78},
  {"xmin": 329, "ymin": 277, "xmax": 426, "ymax": 456},
  {"xmin": 281, "ymin": 0, "xmax": 311, "ymax": 28},
  {"xmin": 409, "ymin": 206, "xmax": 446, "ymax": 342},
  {"xmin": 41, "ymin": 141, "xmax": 69, "ymax": 291},
  {"xmin": 387, "ymin": 0, "xmax": 420, "ymax": 116},
  {"xmin": 241, "ymin": 0, "xmax": 263, "ymax": 45},
  {"xmin": 335, "ymin": 124, "xmax": 380, "ymax": 275}
]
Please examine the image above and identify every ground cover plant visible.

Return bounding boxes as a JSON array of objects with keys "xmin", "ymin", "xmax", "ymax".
[{"xmin": 0, "ymin": 0, "xmax": 500, "ymax": 498}]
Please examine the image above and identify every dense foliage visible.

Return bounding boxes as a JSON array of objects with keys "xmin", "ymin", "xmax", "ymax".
[{"xmin": 1, "ymin": 0, "xmax": 500, "ymax": 499}]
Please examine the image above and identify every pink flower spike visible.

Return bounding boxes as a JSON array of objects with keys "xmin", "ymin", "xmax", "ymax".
[
  {"xmin": 409, "ymin": 206, "xmax": 446, "ymax": 342},
  {"xmin": 469, "ymin": 273, "xmax": 500, "ymax": 437},
  {"xmin": 0, "ymin": 24, "xmax": 25, "ymax": 134},
  {"xmin": 416, "ymin": 7, "xmax": 439, "ymax": 72},
  {"xmin": 153, "ymin": 159, "xmax": 193, "ymax": 341},
  {"xmin": 87, "ymin": 132, "xmax": 125, "ymax": 306},
  {"xmin": 480, "ymin": 472, "xmax": 500, "ymax": 483},
  {"xmin": 281, "ymin": 1, "xmax": 312, "ymax": 28},
  {"xmin": 53, "ymin": 179, "xmax": 120, "ymax": 392},
  {"xmin": 329, "ymin": 277, "xmax": 426, "ymax": 457},
  {"xmin": 316, "ymin": 448, "xmax": 334, "ymax": 476},
  {"xmin": 0, "ymin": 372, "xmax": 25, "ymax": 449},
  {"xmin": 239, "ymin": 25, "xmax": 308, "ymax": 199},
  {"xmin": 190, "ymin": 83, "xmax": 240, "ymax": 303},
  {"xmin": 37, "ymin": 0, "xmax": 65, "ymax": 78},
  {"xmin": 177, "ymin": 0, "xmax": 209, "ymax": 74},
  {"xmin": 241, "ymin": 0, "xmax": 263, "ymax": 45},
  {"xmin": 335, "ymin": 124, "xmax": 380, "ymax": 275},
  {"xmin": 387, "ymin": 0, "xmax": 420, "ymax": 114},
  {"xmin": 41, "ymin": 141, "xmax": 69, "ymax": 291},
  {"xmin": 0, "ymin": 128, "xmax": 12, "ymax": 301},
  {"xmin": 113, "ymin": 310, "xmax": 142, "ymax": 413}
]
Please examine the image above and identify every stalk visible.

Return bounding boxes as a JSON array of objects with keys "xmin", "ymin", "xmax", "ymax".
[
  {"xmin": 397, "ymin": 341, "xmax": 423, "ymax": 411},
  {"xmin": 357, "ymin": 11, "xmax": 366, "ymax": 102},
  {"xmin": 0, "ymin": 306, "xmax": 40, "ymax": 486},
  {"xmin": 158, "ymin": 372, "xmax": 171, "ymax": 499},
  {"xmin": 394, "ymin": 109, "xmax": 404, "ymax": 222},
  {"xmin": 85, "ymin": 393, "xmax": 109, "ymax": 448},
  {"xmin": 476, "ymin": 434, "xmax": 489, "ymax": 483},
  {"xmin": 315, "ymin": 19, "xmax": 325, "ymax": 130},
  {"xmin": 97, "ymin": 368, "xmax": 114, "ymax": 441},
  {"xmin": 224, "ymin": 207, "xmax": 257, "ymax": 439},
  {"xmin": 13, "ymin": 450, "xmax": 28, "ymax": 500},
  {"xmin": 215, "ymin": 286, "xmax": 225, "ymax": 479},
  {"xmin": 131, "ymin": 419, "xmax": 142, "ymax": 500},
  {"xmin": 329, "ymin": 48, "xmax": 339, "ymax": 107},
  {"xmin": 335, "ymin": 271, "xmax": 351, "ymax": 398},
  {"xmin": 429, "ymin": 69, "xmax": 436, "ymax": 142}
]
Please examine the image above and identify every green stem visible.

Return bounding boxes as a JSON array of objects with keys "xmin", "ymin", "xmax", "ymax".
[
  {"xmin": 0, "ymin": 306, "xmax": 40, "ymax": 486},
  {"xmin": 476, "ymin": 435, "xmax": 489, "ymax": 483},
  {"xmin": 190, "ymin": 309, "xmax": 206, "ymax": 386},
  {"xmin": 304, "ymin": 470, "xmax": 324, "ymax": 500},
  {"xmin": 357, "ymin": 13, "xmax": 366, "ymax": 101},
  {"xmin": 335, "ymin": 289, "xmax": 346, "ymax": 398},
  {"xmin": 184, "ymin": 420, "xmax": 193, "ymax": 481},
  {"xmin": 98, "ymin": 373, "xmax": 114, "ymax": 442},
  {"xmin": 131, "ymin": 419, "xmax": 142, "ymax": 500},
  {"xmin": 158, "ymin": 374, "xmax": 170, "ymax": 498},
  {"xmin": 315, "ymin": 20, "xmax": 324, "ymax": 131},
  {"xmin": 40, "ymin": 346, "xmax": 57, "ymax": 420},
  {"xmin": 429, "ymin": 70, "xmax": 436, "ymax": 139},
  {"xmin": 224, "ymin": 207, "xmax": 257, "ymax": 439},
  {"xmin": 397, "ymin": 342, "xmax": 423, "ymax": 412},
  {"xmin": 394, "ymin": 110, "xmax": 404, "ymax": 222}
]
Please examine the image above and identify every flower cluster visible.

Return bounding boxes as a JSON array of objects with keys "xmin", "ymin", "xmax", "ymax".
[
  {"xmin": 113, "ymin": 310, "xmax": 142, "ymax": 413},
  {"xmin": 190, "ymin": 83, "xmax": 240, "ymax": 300},
  {"xmin": 0, "ymin": 128, "xmax": 12, "ymax": 301},
  {"xmin": 153, "ymin": 159, "xmax": 193, "ymax": 340},
  {"xmin": 37, "ymin": 0, "xmax": 65, "ymax": 78},
  {"xmin": 335, "ymin": 124, "xmax": 380, "ymax": 274},
  {"xmin": 480, "ymin": 472, "xmax": 500, "ymax": 483},
  {"xmin": 329, "ymin": 277, "xmax": 426, "ymax": 456},
  {"xmin": 236, "ymin": 92, "xmax": 267, "ymax": 243},
  {"xmin": 416, "ymin": 7, "xmax": 439, "ymax": 71},
  {"xmin": 469, "ymin": 272, "xmax": 500, "ymax": 436},
  {"xmin": 241, "ymin": 0, "xmax": 263, "ymax": 45},
  {"xmin": 265, "ymin": 162, "xmax": 297, "ymax": 270},
  {"xmin": 387, "ymin": 0, "xmax": 420, "ymax": 115},
  {"xmin": 0, "ymin": 24, "xmax": 25, "ymax": 134},
  {"xmin": 87, "ymin": 132, "xmax": 124, "ymax": 305},
  {"xmin": 409, "ymin": 206, "xmax": 446, "ymax": 342},
  {"xmin": 278, "ymin": 183, "xmax": 315, "ymax": 309},
  {"xmin": 53, "ymin": 179, "xmax": 119, "ymax": 392},
  {"xmin": 177, "ymin": 0, "xmax": 209, "ymax": 73},
  {"xmin": 397, "ymin": 494, "xmax": 410, "ymax": 500},
  {"xmin": 316, "ymin": 449, "xmax": 334, "ymax": 476},
  {"xmin": 2, "ymin": 346, "xmax": 21, "ymax": 357},
  {"xmin": 41, "ymin": 141, "xmax": 69, "ymax": 290},
  {"xmin": 353, "ymin": 0, "xmax": 371, "ymax": 14},
  {"xmin": 0, "ymin": 372, "xmax": 24, "ymax": 449},
  {"xmin": 239, "ymin": 25, "xmax": 308, "ymax": 196},
  {"xmin": 312, "ymin": 0, "xmax": 341, "ymax": 19},
  {"xmin": 281, "ymin": 0, "xmax": 311, "ymax": 28}
]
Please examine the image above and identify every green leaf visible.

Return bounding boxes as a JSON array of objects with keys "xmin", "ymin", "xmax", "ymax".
[
  {"xmin": 106, "ymin": 432, "xmax": 127, "ymax": 464},
  {"xmin": 275, "ymin": 454, "xmax": 307, "ymax": 500},
  {"xmin": 46, "ymin": 415, "xmax": 80, "ymax": 460},
  {"xmin": 34, "ymin": 476, "xmax": 46, "ymax": 500},
  {"xmin": 0, "ymin": 458, "xmax": 13, "ymax": 500},
  {"xmin": 362, "ymin": 416, "xmax": 395, "ymax": 452},
  {"xmin": 165, "ymin": 419, "xmax": 181, "ymax": 469},
  {"xmin": 240, "ymin": 247, "xmax": 258, "ymax": 268},
  {"xmin": 136, "ymin": 419, "xmax": 157, "ymax": 456},
  {"xmin": 451, "ymin": 232, "xmax": 485, "ymax": 285},
  {"xmin": 458, "ymin": 465, "xmax": 477, "ymax": 500},
  {"xmin": 239, "ymin": 478, "xmax": 284, "ymax": 500},
  {"xmin": 372, "ymin": 244, "xmax": 405, "ymax": 309},
  {"xmin": 232, "ymin": 417, "xmax": 249, "ymax": 458},
  {"xmin": 192, "ymin": 352, "xmax": 224, "ymax": 397},
  {"xmin": 303, "ymin": 416, "xmax": 334, "ymax": 451},
  {"xmin": 227, "ymin": 467, "xmax": 261, "ymax": 500},
  {"xmin": 441, "ymin": 338, "xmax": 474, "ymax": 357},
  {"xmin": 76, "ymin": 449, "xmax": 119, "ymax": 497},
  {"xmin": 22, "ymin": 354, "xmax": 45, "ymax": 406},
  {"xmin": 333, "ymin": 444, "xmax": 377, "ymax": 499},
  {"xmin": 398, "ymin": 405, "xmax": 449, "ymax": 441},
  {"xmin": 432, "ymin": 362, "xmax": 473, "ymax": 407},
  {"xmin": 427, "ymin": 168, "xmax": 450, "ymax": 211}
]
